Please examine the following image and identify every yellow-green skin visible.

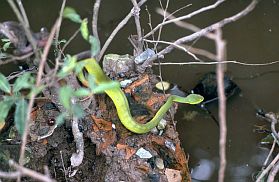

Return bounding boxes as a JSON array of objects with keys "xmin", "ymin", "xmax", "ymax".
[{"xmin": 78, "ymin": 58, "xmax": 204, "ymax": 134}]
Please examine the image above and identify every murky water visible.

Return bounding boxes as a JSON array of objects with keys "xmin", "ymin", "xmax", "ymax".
[{"xmin": 1, "ymin": 0, "xmax": 279, "ymax": 181}]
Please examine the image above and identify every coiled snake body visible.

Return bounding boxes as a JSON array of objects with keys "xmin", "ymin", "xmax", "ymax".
[{"xmin": 78, "ymin": 58, "xmax": 204, "ymax": 134}]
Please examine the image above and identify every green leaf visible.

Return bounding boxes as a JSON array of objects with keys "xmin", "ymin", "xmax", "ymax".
[
  {"xmin": 74, "ymin": 61, "xmax": 86, "ymax": 75},
  {"xmin": 3, "ymin": 42, "xmax": 11, "ymax": 51},
  {"xmin": 63, "ymin": 7, "xmax": 82, "ymax": 23},
  {"xmin": 1, "ymin": 38, "xmax": 10, "ymax": 43},
  {"xmin": 15, "ymin": 99, "xmax": 28, "ymax": 136},
  {"xmin": 87, "ymin": 74, "xmax": 96, "ymax": 91},
  {"xmin": 93, "ymin": 81, "xmax": 120, "ymax": 94},
  {"xmin": 0, "ymin": 73, "xmax": 11, "ymax": 94},
  {"xmin": 184, "ymin": 94, "xmax": 204, "ymax": 104},
  {"xmin": 29, "ymin": 86, "xmax": 44, "ymax": 97},
  {"xmin": 72, "ymin": 104, "xmax": 84, "ymax": 118},
  {"xmin": 0, "ymin": 97, "xmax": 15, "ymax": 122},
  {"xmin": 13, "ymin": 73, "xmax": 33, "ymax": 93},
  {"xmin": 59, "ymin": 86, "xmax": 73, "ymax": 110},
  {"xmin": 89, "ymin": 35, "xmax": 100, "ymax": 57},
  {"xmin": 58, "ymin": 55, "xmax": 77, "ymax": 78},
  {"xmin": 74, "ymin": 88, "xmax": 91, "ymax": 97},
  {"xmin": 80, "ymin": 19, "xmax": 89, "ymax": 40}
]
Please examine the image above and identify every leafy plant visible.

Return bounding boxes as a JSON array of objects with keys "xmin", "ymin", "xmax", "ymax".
[
  {"xmin": 63, "ymin": 6, "xmax": 100, "ymax": 57},
  {"xmin": 0, "ymin": 73, "xmax": 34, "ymax": 135}
]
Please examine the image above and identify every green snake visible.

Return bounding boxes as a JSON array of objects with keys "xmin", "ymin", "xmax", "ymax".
[{"xmin": 78, "ymin": 58, "xmax": 204, "ymax": 134}]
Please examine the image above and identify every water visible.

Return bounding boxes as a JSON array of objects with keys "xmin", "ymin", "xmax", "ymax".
[{"xmin": 1, "ymin": 0, "xmax": 279, "ymax": 181}]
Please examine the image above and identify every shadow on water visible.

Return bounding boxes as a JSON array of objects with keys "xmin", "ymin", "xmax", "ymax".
[{"xmin": 1, "ymin": 0, "xmax": 279, "ymax": 181}]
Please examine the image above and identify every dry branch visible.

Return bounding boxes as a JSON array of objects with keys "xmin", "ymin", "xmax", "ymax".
[
  {"xmin": 92, "ymin": 0, "xmax": 102, "ymax": 41},
  {"xmin": 150, "ymin": 0, "xmax": 258, "ymax": 62},
  {"xmin": 98, "ymin": 0, "xmax": 147, "ymax": 60},
  {"xmin": 144, "ymin": 0, "xmax": 226, "ymax": 38},
  {"xmin": 215, "ymin": 28, "xmax": 227, "ymax": 182}
]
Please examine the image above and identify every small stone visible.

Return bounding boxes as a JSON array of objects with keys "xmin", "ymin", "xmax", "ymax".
[
  {"xmin": 165, "ymin": 140, "xmax": 176, "ymax": 151},
  {"xmin": 150, "ymin": 127, "xmax": 159, "ymax": 134},
  {"xmin": 155, "ymin": 81, "xmax": 170, "ymax": 91},
  {"xmin": 136, "ymin": 147, "xmax": 153, "ymax": 159},
  {"xmin": 157, "ymin": 119, "xmax": 167, "ymax": 130},
  {"xmin": 155, "ymin": 158, "xmax": 164, "ymax": 170},
  {"xmin": 134, "ymin": 48, "xmax": 155, "ymax": 64},
  {"xmin": 120, "ymin": 79, "xmax": 133, "ymax": 88}
]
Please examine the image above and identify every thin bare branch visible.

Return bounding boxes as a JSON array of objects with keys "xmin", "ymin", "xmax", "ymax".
[
  {"xmin": 154, "ymin": 0, "xmax": 169, "ymax": 50},
  {"xmin": 183, "ymin": 45, "xmax": 217, "ymax": 60},
  {"xmin": 16, "ymin": 0, "xmax": 30, "ymax": 27},
  {"xmin": 9, "ymin": 160, "xmax": 55, "ymax": 182},
  {"xmin": 156, "ymin": 8, "xmax": 216, "ymax": 40},
  {"xmin": 92, "ymin": 0, "xmax": 101, "ymax": 41},
  {"xmin": 144, "ymin": 0, "xmax": 226, "ymax": 38},
  {"xmin": 54, "ymin": 0, "xmax": 67, "ymax": 51},
  {"xmin": 131, "ymin": 0, "xmax": 143, "ymax": 53},
  {"xmin": 0, "ymin": 52, "xmax": 33, "ymax": 66},
  {"xmin": 215, "ymin": 28, "xmax": 227, "ymax": 182},
  {"xmin": 18, "ymin": 0, "xmax": 66, "ymax": 166},
  {"xmin": 61, "ymin": 28, "xmax": 80, "ymax": 53},
  {"xmin": 267, "ymin": 161, "xmax": 279, "ymax": 182},
  {"xmin": 144, "ymin": 39, "xmax": 200, "ymax": 61},
  {"xmin": 263, "ymin": 140, "xmax": 276, "ymax": 167},
  {"xmin": 153, "ymin": 60, "xmax": 279, "ymax": 66},
  {"xmin": 18, "ymin": 19, "xmax": 60, "ymax": 167},
  {"xmin": 98, "ymin": 0, "xmax": 147, "ymax": 60},
  {"xmin": 256, "ymin": 152, "xmax": 279, "ymax": 182},
  {"xmin": 151, "ymin": 0, "xmax": 258, "ymax": 62}
]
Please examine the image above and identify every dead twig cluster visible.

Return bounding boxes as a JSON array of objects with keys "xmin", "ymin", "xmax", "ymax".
[{"xmin": 256, "ymin": 112, "xmax": 279, "ymax": 182}]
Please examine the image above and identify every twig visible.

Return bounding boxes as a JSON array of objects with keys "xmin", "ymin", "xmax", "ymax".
[
  {"xmin": 156, "ymin": 8, "xmax": 216, "ymax": 40},
  {"xmin": 150, "ymin": 0, "xmax": 258, "ymax": 62},
  {"xmin": 144, "ymin": 0, "xmax": 226, "ymax": 38},
  {"xmin": 16, "ymin": 0, "xmax": 30, "ymax": 27},
  {"xmin": 153, "ymin": 0, "xmax": 169, "ymax": 51},
  {"xmin": 9, "ymin": 160, "xmax": 55, "ymax": 182},
  {"xmin": 92, "ymin": 0, "xmax": 101, "ymax": 41},
  {"xmin": 0, "ymin": 52, "xmax": 33, "ymax": 66},
  {"xmin": 215, "ymin": 28, "xmax": 227, "ymax": 182},
  {"xmin": 268, "ymin": 113, "xmax": 279, "ymax": 143},
  {"xmin": 18, "ymin": 19, "xmax": 59, "ymax": 167},
  {"xmin": 7, "ymin": 66, "xmax": 36, "ymax": 81},
  {"xmin": 60, "ymin": 151, "xmax": 68, "ymax": 182},
  {"xmin": 131, "ymin": 0, "xmax": 143, "ymax": 54},
  {"xmin": 256, "ymin": 152, "xmax": 279, "ymax": 182},
  {"xmin": 61, "ymin": 28, "xmax": 80, "ymax": 53},
  {"xmin": 267, "ymin": 161, "xmax": 279, "ymax": 182},
  {"xmin": 144, "ymin": 39, "xmax": 200, "ymax": 61},
  {"xmin": 153, "ymin": 60, "xmax": 279, "ymax": 66},
  {"xmin": 182, "ymin": 45, "xmax": 216, "ymax": 60},
  {"xmin": 263, "ymin": 140, "xmax": 276, "ymax": 167},
  {"xmin": 98, "ymin": 0, "xmax": 147, "ymax": 60},
  {"xmin": 54, "ymin": 0, "xmax": 66, "ymax": 52},
  {"xmin": 18, "ymin": 2, "xmax": 67, "ymax": 166}
]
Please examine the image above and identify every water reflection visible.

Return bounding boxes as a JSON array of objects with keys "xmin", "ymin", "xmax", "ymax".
[{"xmin": 191, "ymin": 159, "xmax": 216, "ymax": 181}]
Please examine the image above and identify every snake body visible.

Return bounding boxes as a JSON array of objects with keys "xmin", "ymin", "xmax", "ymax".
[{"xmin": 78, "ymin": 58, "xmax": 204, "ymax": 134}]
